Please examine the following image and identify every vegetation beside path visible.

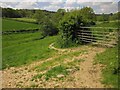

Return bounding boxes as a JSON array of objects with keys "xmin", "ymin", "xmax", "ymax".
[{"xmin": 94, "ymin": 46, "xmax": 118, "ymax": 88}]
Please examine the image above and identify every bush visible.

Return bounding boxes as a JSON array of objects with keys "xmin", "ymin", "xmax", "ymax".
[
  {"xmin": 41, "ymin": 22, "xmax": 58, "ymax": 37},
  {"xmin": 57, "ymin": 12, "xmax": 92, "ymax": 48}
]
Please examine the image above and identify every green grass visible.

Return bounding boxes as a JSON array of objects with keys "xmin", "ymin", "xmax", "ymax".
[
  {"xmin": 2, "ymin": 19, "xmax": 39, "ymax": 31},
  {"xmin": 32, "ymin": 59, "xmax": 83, "ymax": 81},
  {"xmin": 94, "ymin": 47, "xmax": 118, "ymax": 88},
  {"xmin": 34, "ymin": 50, "xmax": 87, "ymax": 72},
  {"xmin": 90, "ymin": 21, "xmax": 118, "ymax": 33},
  {"xmin": 89, "ymin": 21, "xmax": 118, "ymax": 43},
  {"xmin": 12, "ymin": 18, "xmax": 37, "ymax": 23},
  {"xmin": 32, "ymin": 48, "xmax": 86, "ymax": 81},
  {"xmin": 44, "ymin": 65, "xmax": 68, "ymax": 80},
  {"xmin": 94, "ymin": 21, "xmax": 118, "ymax": 28},
  {"xmin": 2, "ymin": 32, "xmax": 58, "ymax": 69}
]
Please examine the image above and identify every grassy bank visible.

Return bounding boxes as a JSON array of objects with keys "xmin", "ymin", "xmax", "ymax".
[
  {"xmin": 95, "ymin": 47, "xmax": 118, "ymax": 88},
  {"xmin": 2, "ymin": 32, "xmax": 58, "ymax": 69}
]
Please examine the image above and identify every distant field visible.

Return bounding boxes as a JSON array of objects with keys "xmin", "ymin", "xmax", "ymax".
[
  {"xmin": 89, "ymin": 21, "xmax": 118, "ymax": 37},
  {"xmin": 94, "ymin": 21, "xmax": 118, "ymax": 28},
  {"xmin": 12, "ymin": 18, "xmax": 37, "ymax": 23},
  {"xmin": 2, "ymin": 19, "xmax": 40, "ymax": 31},
  {"xmin": 2, "ymin": 32, "xmax": 57, "ymax": 69}
]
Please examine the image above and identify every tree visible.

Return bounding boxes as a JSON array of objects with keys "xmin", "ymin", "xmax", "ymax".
[
  {"xmin": 109, "ymin": 12, "xmax": 118, "ymax": 21},
  {"xmin": 57, "ymin": 9, "xmax": 66, "ymax": 16},
  {"xmin": 2, "ymin": 8, "xmax": 21, "ymax": 18},
  {"xmin": 102, "ymin": 13, "xmax": 109, "ymax": 22},
  {"xmin": 79, "ymin": 7, "xmax": 95, "ymax": 20},
  {"xmin": 35, "ymin": 10, "xmax": 58, "ymax": 37},
  {"xmin": 34, "ymin": 10, "xmax": 45, "ymax": 24},
  {"xmin": 57, "ymin": 10, "xmax": 91, "ymax": 48},
  {"xmin": 51, "ymin": 9, "xmax": 66, "ymax": 28}
]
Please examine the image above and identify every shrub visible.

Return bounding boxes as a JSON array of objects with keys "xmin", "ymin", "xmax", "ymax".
[
  {"xmin": 41, "ymin": 22, "xmax": 58, "ymax": 37},
  {"xmin": 57, "ymin": 12, "xmax": 92, "ymax": 48}
]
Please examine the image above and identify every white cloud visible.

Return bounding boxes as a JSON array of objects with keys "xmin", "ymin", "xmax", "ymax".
[
  {"xmin": 76, "ymin": 0, "xmax": 118, "ymax": 3},
  {"xmin": 17, "ymin": 2, "xmax": 39, "ymax": 9},
  {"xmin": 0, "ymin": 0, "xmax": 119, "ymax": 2},
  {"xmin": 99, "ymin": 2, "xmax": 118, "ymax": 13},
  {"xmin": 0, "ymin": 1, "xmax": 118, "ymax": 13},
  {"xmin": 0, "ymin": 2, "xmax": 18, "ymax": 8},
  {"xmin": 42, "ymin": 5, "xmax": 61, "ymax": 11},
  {"xmin": 0, "ymin": 2, "xmax": 8, "ymax": 8},
  {"xmin": 51, "ymin": 1, "xmax": 64, "ymax": 6},
  {"xmin": 63, "ymin": 6, "xmax": 75, "ymax": 10}
]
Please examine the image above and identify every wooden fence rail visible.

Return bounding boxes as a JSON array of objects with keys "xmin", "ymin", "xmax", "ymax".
[{"xmin": 77, "ymin": 27, "xmax": 118, "ymax": 47}]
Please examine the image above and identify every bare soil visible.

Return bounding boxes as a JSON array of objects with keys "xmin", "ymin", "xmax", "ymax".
[{"xmin": 2, "ymin": 44, "xmax": 106, "ymax": 88}]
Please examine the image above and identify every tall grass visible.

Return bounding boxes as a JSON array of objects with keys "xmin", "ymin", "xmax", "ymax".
[
  {"xmin": 2, "ymin": 32, "xmax": 58, "ymax": 69},
  {"xmin": 95, "ymin": 47, "xmax": 118, "ymax": 88}
]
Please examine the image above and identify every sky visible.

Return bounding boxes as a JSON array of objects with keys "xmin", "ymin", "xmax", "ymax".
[{"xmin": 0, "ymin": 0, "xmax": 119, "ymax": 14}]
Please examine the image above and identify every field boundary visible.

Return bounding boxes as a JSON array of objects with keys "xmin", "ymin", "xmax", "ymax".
[
  {"xmin": 5, "ymin": 18, "xmax": 37, "ymax": 24},
  {"xmin": 2, "ymin": 29, "xmax": 40, "ymax": 34},
  {"xmin": 77, "ymin": 27, "xmax": 118, "ymax": 47}
]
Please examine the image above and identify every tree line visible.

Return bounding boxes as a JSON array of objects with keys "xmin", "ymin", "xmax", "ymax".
[
  {"xmin": 1, "ymin": 7, "xmax": 119, "ymax": 47},
  {"xmin": 1, "ymin": 7, "xmax": 119, "ymax": 21}
]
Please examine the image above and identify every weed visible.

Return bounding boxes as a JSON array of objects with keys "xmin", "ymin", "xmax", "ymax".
[
  {"xmin": 31, "ymin": 74, "xmax": 43, "ymax": 81},
  {"xmin": 95, "ymin": 47, "xmax": 118, "ymax": 88},
  {"xmin": 44, "ymin": 65, "xmax": 68, "ymax": 80}
]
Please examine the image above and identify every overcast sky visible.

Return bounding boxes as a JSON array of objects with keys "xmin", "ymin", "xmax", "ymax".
[{"xmin": 0, "ymin": 0, "xmax": 119, "ymax": 14}]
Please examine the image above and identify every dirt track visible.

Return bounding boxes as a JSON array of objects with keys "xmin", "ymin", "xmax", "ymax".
[{"xmin": 2, "ymin": 44, "xmax": 106, "ymax": 88}]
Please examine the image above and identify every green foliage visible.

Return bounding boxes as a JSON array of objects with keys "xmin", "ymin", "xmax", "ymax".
[
  {"xmin": 12, "ymin": 18, "xmax": 37, "ymax": 23},
  {"xmin": 96, "ymin": 14, "xmax": 109, "ymax": 22},
  {"xmin": 79, "ymin": 7, "xmax": 95, "ymax": 20},
  {"xmin": 45, "ymin": 65, "xmax": 68, "ymax": 80},
  {"xmin": 33, "ymin": 58, "xmax": 84, "ymax": 81},
  {"xmin": 100, "ymin": 13, "xmax": 109, "ymax": 22},
  {"xmin": 51, "ymin": 9, "xmax": 66, "ymax": 28},
  {"xmin": 41, "ymin": 21, "xmax": 58, "ymax": 37},
  {"xmin": 2, "ymin": 8, "xmax": 21, "ymax": 18},
  {"xmin": 34, "ymin": 49, "xmax": 86, "ymax": 72},
  {"xmin": 58, "ymin": 9, "xmax": 93, "ymax": 48},
  {"xmin": 2, "ymin": 19, "xmax": 39, "ymax": 31},
  {"xmin": 94, "ymin": 21, "xmax": 118, "ymax": 28},
  {"xmin": 31, "ymin": 74, "xmax": 43, "ymax": 81},
  {"xmin": 35, "ymin": 10, "xmax": 58, "ymax": 37},
  {"xmin": 96, "ymin": 12, "xmax": 119, "ymax": 22},
  {"xmin": 95, "ymin": 47, "xmax": 118, "ymax": 87},
  {"xmin": 109, "ymin": 12, "xmax": 119, "ymax": 21},
  {"xmin": 34, "ymin": 10, "xmax": 45, "ymax": 24}
]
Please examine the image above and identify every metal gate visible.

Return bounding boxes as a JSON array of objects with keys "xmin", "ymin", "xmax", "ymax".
[{"xmin": 77, "ymin": 27, "xmax": 118, "ymax": 47}]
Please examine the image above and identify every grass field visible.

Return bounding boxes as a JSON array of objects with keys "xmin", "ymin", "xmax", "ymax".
[
  {"xmin": 2, "ymin": 19, "xmax": 39, "ymax": 31},
  {"xmin": 94, "ymin": 21, "xmax": 118, "ymax": 28},
  {"xmin": 12, "ymin": 18, "xmax": 37, "ymax": 23},
  {"xmin": 2, "ymin": 19, "xmax": 118, "ymax": 88},
  {"xmin": 2, "ymin": 32, "xmax": 58, "ymax": 69}
]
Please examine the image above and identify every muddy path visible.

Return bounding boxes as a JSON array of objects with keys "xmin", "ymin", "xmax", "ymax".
[{"xmin": 2, "ymin": 44, "xmax": 106, "ymax": 88}]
